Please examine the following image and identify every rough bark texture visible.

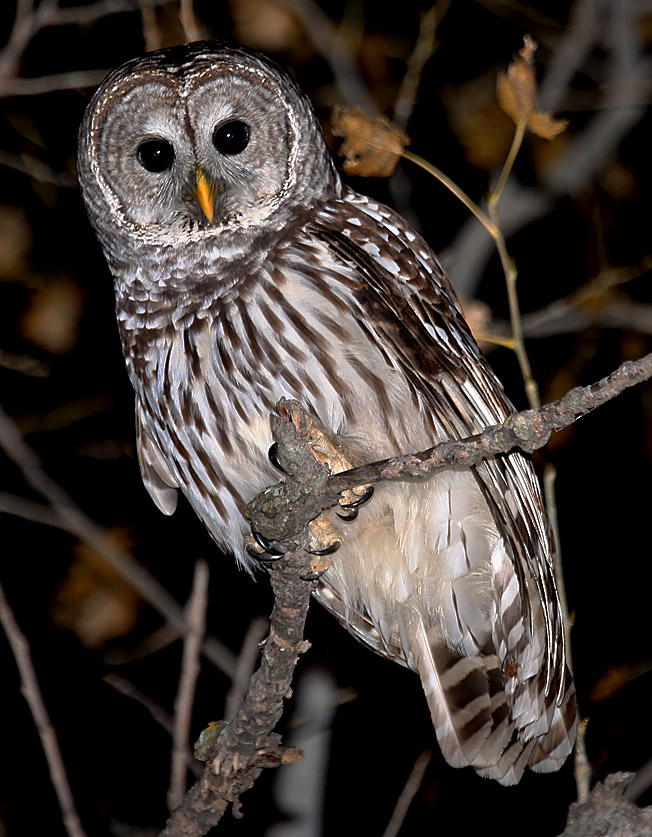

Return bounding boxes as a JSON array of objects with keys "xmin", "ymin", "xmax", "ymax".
[
  {"xmin": 558, "ymin": 774, "xmax": 652, "ymax": 837},
  {"xmin": 159, "ymin": 549, "xmax": 313, "ymax": 836}
]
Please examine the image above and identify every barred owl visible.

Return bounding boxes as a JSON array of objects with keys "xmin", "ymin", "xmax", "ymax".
[{"xmin": 77, "ymin": 41, "xmax": 577, "ymax": 784}]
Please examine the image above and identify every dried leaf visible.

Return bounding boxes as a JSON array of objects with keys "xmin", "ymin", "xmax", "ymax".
[
  {"xmin": 497, "ymin": 34, "xmax": 537, "ymax": 126},
  {"xmin": 528, "ymin": 111, "xmax": 569, "ymax": 141},
  {"xmin": 331, "ymin": 107, "xmax": 409, "ymax": 178},
  {"xmin": 497, "ymin": 34, "xmax": 568, "ymax": 141}
]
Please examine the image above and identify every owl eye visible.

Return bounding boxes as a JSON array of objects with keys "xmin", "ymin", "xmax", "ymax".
[
  {"xmin": 212, "ymin": 121, "xmax": 250, "ymax": 155},
  {"xmin": 137, "ymin": 139, "xmax": 175, "ymax": 173}
]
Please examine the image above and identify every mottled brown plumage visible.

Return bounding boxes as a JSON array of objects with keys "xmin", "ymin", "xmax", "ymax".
[{"xmin": 77, "ymin": 41, "xmax": 577, "ymax": 783}]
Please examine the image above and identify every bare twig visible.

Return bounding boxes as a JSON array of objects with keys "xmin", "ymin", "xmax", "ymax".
[
  {"xmin": 179, "ymin": 0, "xmax": 200, "ymax": 43},
  {"xmin": 0, "ymin": 69, "xmax": 110, "ymax": 97},
  {"xmin": 0, "ymin": 580, "xmax": 87, "ymax": 837},
  {"xmin": 574, "ymin": 717, "xmax": 591, "ymax": 805},
  {"xmin": 0, "ymin": 149, "xmax": 76, "ymax": 187},
  {"xmin": 392, "ymin": 1, "xmax": 450, "ymax": 130},
  {"xmin": 0, "ymin": 402, "xmax": 237, "ymax": 678},
  {"xmin": 382, "ymin": 750, "xmax": 433, "ymax": 837},
  {"xmin": 168, "ymin": 558, "xmax": 210, "ymax": 813}
]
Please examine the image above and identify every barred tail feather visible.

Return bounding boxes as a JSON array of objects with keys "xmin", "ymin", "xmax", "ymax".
[
  {"xmin": 405, "ymin": 613, "xmax": 495, "ymax": 769},
  {"xmin": 529, "ymin": 670, "xmax": 578, "ymax": 773}
]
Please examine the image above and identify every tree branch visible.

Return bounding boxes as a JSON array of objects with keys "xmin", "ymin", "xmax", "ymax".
[
  {"xmin": 248, "ymin": 352, "xmax": 652, "ymax": 543},
  {"xmin": 159, "ymin": 548, "xmax": 312, "ymax": 836}
]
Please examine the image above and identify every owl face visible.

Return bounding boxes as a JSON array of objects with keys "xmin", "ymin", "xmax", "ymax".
[{"xmin": 78, "ymin": 43, "xmax": 336, "ymax": 243}]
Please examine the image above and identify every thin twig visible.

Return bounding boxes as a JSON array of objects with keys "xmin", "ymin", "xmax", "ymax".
[
  {"xmin": 573, "ymin": 717, "xmax": 592, "ymax": 804},
  {"xmin": 489, "ymin": 199, "xmax": 541, "ymax": 410},
  {"xmin": 168, "ymin": 558, "xmax": 210, "ymax": 813},
  {"xmin": 381, "ymin": 750, "xmax": 433, "ymax": 837},
  {"xmin": 0, "ymin": 580, "xmax": 87, "ymax": 837},
  {"xmin": 392, "ymin": 1, "xmax": 451, "ymax": 130},
  {"xmin": 402, "ymin": 149, "xmax": 496, "ymax": 237},
  {"xmin": 179, "ymin": 0, "xmax": 200, "ymax": 43}
]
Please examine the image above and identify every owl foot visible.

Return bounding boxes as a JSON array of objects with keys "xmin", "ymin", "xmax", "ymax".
[{"xmin": 278, "ymin": 401, "xmax": 375, "ymax": 521}]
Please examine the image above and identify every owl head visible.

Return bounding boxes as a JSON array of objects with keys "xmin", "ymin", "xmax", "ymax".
[{"xmin": 77, "ymin": 42, "xmax": 340, "ymax": 252}]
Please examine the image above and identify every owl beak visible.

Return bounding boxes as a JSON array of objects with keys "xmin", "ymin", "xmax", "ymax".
[{"xmin": 193, "ymin": 169, "xmax": 215, "ymax": 224}]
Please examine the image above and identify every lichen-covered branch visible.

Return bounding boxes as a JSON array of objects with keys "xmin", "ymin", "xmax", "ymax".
[{"xmin": 159, "ymin": 548, "xmax": 312, "ymax": 836}]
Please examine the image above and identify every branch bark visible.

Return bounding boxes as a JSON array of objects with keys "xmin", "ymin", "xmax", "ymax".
[{"xmin": 159, "ymin": 548, "xmax": 312, "ymax": 836}]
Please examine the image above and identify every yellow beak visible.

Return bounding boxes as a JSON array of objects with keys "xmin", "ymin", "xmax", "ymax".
[{"xmin": 194, "ymin": 170, "xmax": 215, "ymax": 223}]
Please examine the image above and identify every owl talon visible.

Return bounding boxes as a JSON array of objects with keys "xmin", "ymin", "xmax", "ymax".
[
  {"xmin": 306, "ymin": 540, "xmax": 341, "ymax": 556},
  {"xmin": 253, "ymin": 531, "xmax": 284, "ymax": 555},
  {"xmin": 246, "ymin": 546, "xmax": 282, "ymax": 566},
  {"xmin": 244, "ymin": 533, "xmax": 285, "ymax": 566},
  {"xmin": 339, "ymin": 484, "xmax": 374, "ymax": 510},
  {"xmin": 301, "ymin": 552, "xmax": 334, "ymax": 581},
  {"xmin": 268, "ymin": 442, "xmax": 291, "ymax": 476},
  {"xmin": 336, "ymin": 506, "xmax": 358, "ymax": 522}
]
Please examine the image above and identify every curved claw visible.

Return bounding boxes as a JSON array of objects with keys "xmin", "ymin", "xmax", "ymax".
[
  {"xmin": 340, "ymin": 485, "xmax": 374, "ymax": 510},
  {"xmin": 336, "ymin": 507, "xmax": 359, "ymax": 522},
  {"xmin": 253, "ymin": 531, "xmax": 285, "ymax": 556},
  {"xmin": 306, "ymin": 540, "xmax": 341, "ymax": 556},
  {"xmin": 246, "ymin": 546, "xmax": 283, "ymax": 566},
  {"xmin": 268, "ymin": 443, "xmax": 291, "ymax": 476},
  {"xmin": 301, "ymin": 569, "xmax": 327, "ymax": 581}
]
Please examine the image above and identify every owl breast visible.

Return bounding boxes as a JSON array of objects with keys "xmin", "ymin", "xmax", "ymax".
[{"xmin": 131, "ymin": 231, "xmax": 456, "ymax": 560}]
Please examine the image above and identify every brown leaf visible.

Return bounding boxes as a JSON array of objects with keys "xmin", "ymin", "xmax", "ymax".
[
  {"xmin": 528, "ymin": 111, "xmax": 569, "ymax": 141},
  {"xmin": 497, "ymin": 34, "xmax": 537, "ymax": 126},
  {"xmin": 331, "ymin": 107, "xmax": 409, "ymax": 178},
  {"xmin": 497, "ymin": 34, "xmax": 568, "ymax": 141}
]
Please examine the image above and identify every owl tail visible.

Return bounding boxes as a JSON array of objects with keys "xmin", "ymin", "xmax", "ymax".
[{"xmin": 402, "ymin": 612, "xmax": 573, "ymax": 785}]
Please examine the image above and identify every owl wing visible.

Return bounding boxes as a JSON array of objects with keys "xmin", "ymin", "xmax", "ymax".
[
  {"xmin": 135, "ymin": 398, "xmax": 179, "ymax": 515},
  {"xmin": 308, "ymin": 190, "xmax": 576, "ymax": 782}
]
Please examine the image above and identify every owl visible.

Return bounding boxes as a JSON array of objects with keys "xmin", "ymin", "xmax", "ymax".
[{"xmin": 77, "ymin": 41, "xmax": 577, "ymax": 784}]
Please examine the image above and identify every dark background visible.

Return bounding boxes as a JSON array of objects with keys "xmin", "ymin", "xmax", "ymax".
[{"xmin": 0, "ymin": 1, "xmax": 651, "ymax": 834}]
